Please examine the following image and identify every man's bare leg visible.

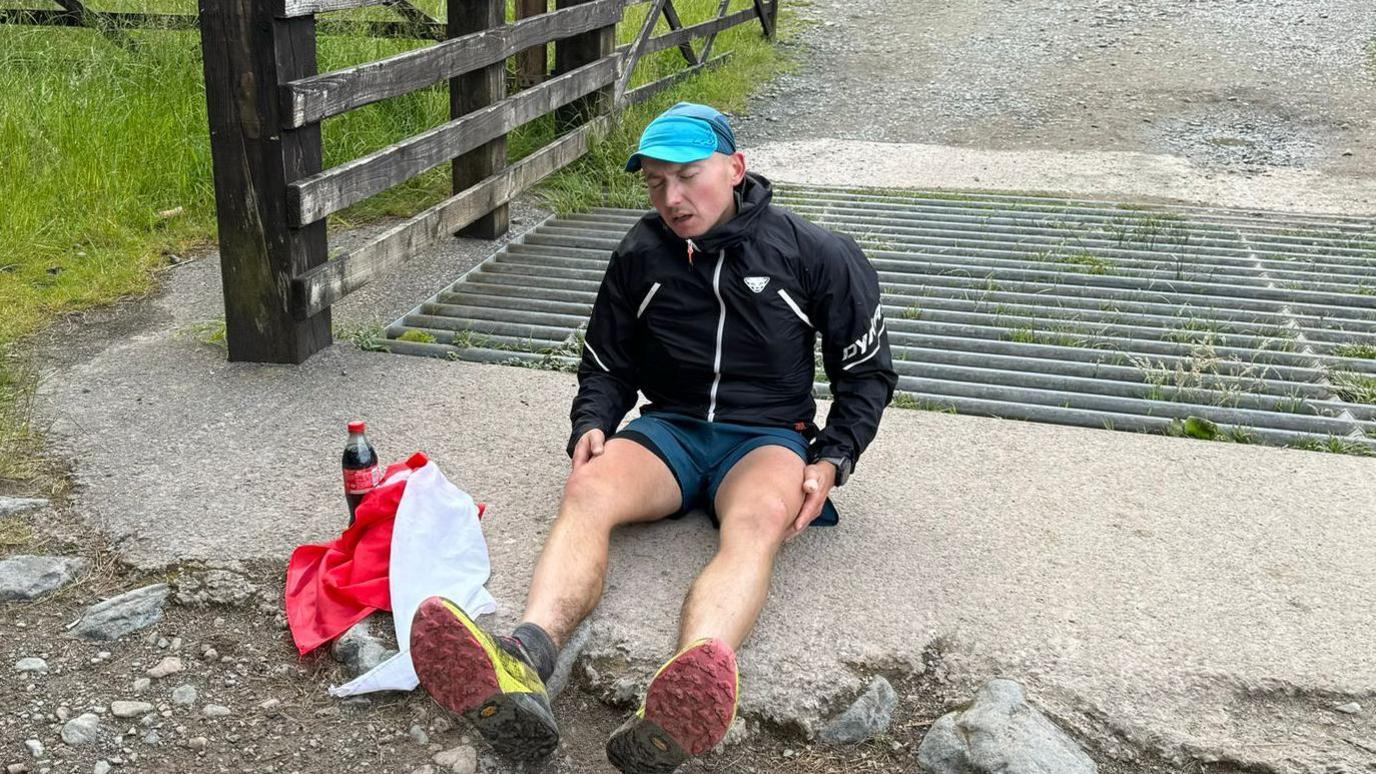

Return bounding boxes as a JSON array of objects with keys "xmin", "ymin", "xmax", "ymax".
[
  {"xmin": 678, "ymin": 445, "xmax": 804, "ymax": 649},
  {"xmin": 521, "ymin": 437, "xmax": 682, "ymax": 647},
  {"xmin": 605, "ymin": 445, "xmax": 804, "ymax": 772}
]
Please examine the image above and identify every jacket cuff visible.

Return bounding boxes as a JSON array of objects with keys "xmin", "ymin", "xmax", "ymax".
[{"xmin": 808, "ymin": 440, "xmax": 856, "ymax": 466}]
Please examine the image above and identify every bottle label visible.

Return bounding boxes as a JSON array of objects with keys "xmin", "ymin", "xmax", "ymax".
[{"xmin": 344, "ymin": 465, "xmax": 381, "ymax": 495}]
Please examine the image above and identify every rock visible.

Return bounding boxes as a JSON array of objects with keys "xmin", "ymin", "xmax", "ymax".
[
  {"xmin": 133, "ymin": 677, "xmax": 151, "ymax": 693},
  {"xmin": 0, "ymin": 496, "xmax": 47, "ymax": 517},
  {"xmin": 146, "ymin": 657, "xmax": 184, "ymax": 679},
  {"xmin": 1335, "ymin": 702, "xmax": 1362, "ymax": 715},
  {"xmin": 410, "ymin": 767, "xmax": 436, "ymax": 774},
  {"xmin": 0, "ymin": 555, "xmax": 89, "ymax": 600},
  {"xmin": 72, "ymin": 584, "xmax": 170, "ymax": 641},
  {"xmin": 433, "ymin": 744, "xmax": 477, "ymax": 774},
  {"xmin": 7, "ymin": 764, "xmax": 27, "ymax": 774},
  {"xmin": 819, "ymin": 676, "xmax": 898, "ymax": 744},
  {"xmin": 186, "ymin": 736, "xmax": 208, "ymax": 751},
  {"xmin": 202, "ymin": 704, "xmax": 231, "ymax": 718},
  {"xmin": 111, "ymin": 701, "xmax": 154, "ymax": 718},
  {"xmin": 546, "ymin": 622, "xmax": 591, "ymax": 700},
  {"xmin": 93, "ymin": 762, "xmax": 111, "ymax": 774},
  {"xmin": 174, "ymin": 570, "xmax": 258, "ymax": 608},
  {"xmin": 917, "ymin": 679, "xmax": 1097, "ymax": 774},
  {"xmin": 331, "ymin": 616, "xmax": 396, "ymax": 677},
  {"xmin": 258, "ymin": 698, "xmax": 281, "ymax": 713},
  {"xmin": 61, "ymin": 713, "xmax": 101, "ymax": 745},
  {"xmin": 24, "ymin": 739, "xmax": 43, "ymax": 757},
  {"xmin": 171, "ymin": 684, "xmax": 198, "ymax": 706},
  {"xmin": 409, "ymin": 724, "xmax": 430, "ymax": 746},
  {"xmin": 142, "ymin": 730, "xmax": 162, "ymax": 745},
  {"xmin": 14, "ymin": 658, "xmax": 48, "ymax": 673}
]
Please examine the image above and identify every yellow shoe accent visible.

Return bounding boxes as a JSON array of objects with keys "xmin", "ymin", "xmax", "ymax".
[{"xmin": 438, "ymin": 599, "xmax": 547, "ymax": 697}]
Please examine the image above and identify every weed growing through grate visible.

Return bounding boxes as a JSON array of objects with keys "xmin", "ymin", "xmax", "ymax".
[
  {"xmin": 1332, "ymin": 343, "xmax": 1376, "ymax": 359},
  {"xmin": 1331, "ymin": 370, "xmax": 1376, "ymax": 404}
]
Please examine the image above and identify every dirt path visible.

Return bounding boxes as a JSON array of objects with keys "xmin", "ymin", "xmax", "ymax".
[{"xmin": 738, "ymin": 0, "xmax": 1376, "ymax": 176}]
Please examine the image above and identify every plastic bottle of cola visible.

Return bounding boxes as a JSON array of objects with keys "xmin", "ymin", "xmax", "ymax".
[{"xmin": 342, "ymin": 421, "xmax": 381, "ymax": 525}]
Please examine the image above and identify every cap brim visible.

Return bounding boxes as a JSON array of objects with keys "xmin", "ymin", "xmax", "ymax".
[{"xmin": 625, "ymin": 144, "xmax": 717, "ymax": 173}]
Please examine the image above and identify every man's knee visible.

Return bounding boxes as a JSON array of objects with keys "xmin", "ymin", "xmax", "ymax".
[
  {"xmin": 718, "ymin": 493, "xmax": 794, "ymax": 545},
  {"xmin": 560, "ymin": 464, "xmax": 617, "ymax": 523}
]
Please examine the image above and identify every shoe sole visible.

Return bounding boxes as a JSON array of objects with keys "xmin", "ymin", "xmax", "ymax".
[
  {"xmin": 410, "ymin": 596, "xmax": 559, "ymax": 761},
  {"xmin": 606, "ymin": 639, "xmax": 738, "ymax": 773}
]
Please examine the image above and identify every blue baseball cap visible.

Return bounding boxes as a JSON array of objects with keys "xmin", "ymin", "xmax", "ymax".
[{"xmin": 625, "ymin": 102, "xmax": 738, "ymax": 173}]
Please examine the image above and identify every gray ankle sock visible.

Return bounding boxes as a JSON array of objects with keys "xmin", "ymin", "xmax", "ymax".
[{"xmin": 512, "ymin": 622, "xmax": 558, "ymax": 683}]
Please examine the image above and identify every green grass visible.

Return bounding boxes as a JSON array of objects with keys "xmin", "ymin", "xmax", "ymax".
[
  {"xmin": 1331, "ymin": 370, "xmax": 1376, "ymax": 405},
  {"xmin": 1332, "ymin": 344, "xmax": 1376, "ymax": 360},
  {"xmin": 0, "ymin": 0, "xmax": 793, "ymax": 485}
]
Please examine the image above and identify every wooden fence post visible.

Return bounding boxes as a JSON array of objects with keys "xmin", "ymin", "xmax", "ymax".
[
  {"xmin": 554, "ymin": 0, "xmax": 614, "ymax": 132},
  {"xmin": 450, "ymin": 0, "xmax": 508, "ymax": 239},
  {"xmin": 199, "ymin": 0, "xmax": 331, "ymax": 363},
  {"xmin": 515, "ymin": 0, "xmax": 547, "ymax": 89}
]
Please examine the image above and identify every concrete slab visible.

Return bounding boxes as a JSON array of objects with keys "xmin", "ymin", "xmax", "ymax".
[{"xmin": 35, "ymin": 215, "xmax": 1376, "ymax": 773}]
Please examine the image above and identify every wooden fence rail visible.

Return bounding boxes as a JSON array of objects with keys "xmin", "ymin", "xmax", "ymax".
[
  {"xmin": 0, "ymin": 0, "xmax": 446, "ymax": 40},
  {"xmin": 194, "ymin": 0, "xmax": 778, "ymax": 362}
]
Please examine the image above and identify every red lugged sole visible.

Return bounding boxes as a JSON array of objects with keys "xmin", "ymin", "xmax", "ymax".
[
  {"xmin": 410, "ymin": 596, "xmax": 501, "ymax": 716},
  {"xmin": 642, "ymin": 639, "xmax": 738, "ymax": 756}
]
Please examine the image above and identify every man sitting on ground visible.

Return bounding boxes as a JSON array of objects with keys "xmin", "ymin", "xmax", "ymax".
[{"xmin": 409, "ymin": 102, "xmax": 897, "ymax": 773}]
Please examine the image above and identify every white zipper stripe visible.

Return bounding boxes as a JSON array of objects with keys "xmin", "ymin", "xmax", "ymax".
[
  {"xmin": 708, "ymin": 250, "xmax": 726, "ymax": 422},
  {"xmin": 636, "ymin": 282, "xmax": 662, "ymax": 319},
  {"xmin": 776, "ymin": 289, "xmax": 813, "ymax": 327},
  {"xmin": 842, "ymin": 320, "xmax": 887, "ymax": 371},
  {"xmin": 584, "ymin": 340, "xmax": 610, "ymax": 372}
]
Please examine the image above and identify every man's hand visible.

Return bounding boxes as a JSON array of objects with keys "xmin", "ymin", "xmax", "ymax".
[
  {"xmin": 788, "ymin": 461, "xmax": 836, "ymax": 541},
  {"xmin": 571, "ymin": 428, "xmax": 607, "ymax": 471}
]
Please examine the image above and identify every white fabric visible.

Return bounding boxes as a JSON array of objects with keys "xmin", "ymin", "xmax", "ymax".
[{"xmin": 329, "ymin": 460, "xmax": 497, "ymax": 697}]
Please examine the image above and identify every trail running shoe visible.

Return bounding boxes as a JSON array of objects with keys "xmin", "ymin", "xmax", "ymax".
[
  {"xmin": 410, "ymin": 596, "xmax": 559, "ymax": 761},
  {"xmin": 605, "ymin": 638, "xmax": 738, "ymax": 774}
]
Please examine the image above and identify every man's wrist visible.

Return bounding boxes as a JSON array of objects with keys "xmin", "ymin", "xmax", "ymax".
[{"xmin": 810, "ymin": 453, "xmax": 852, "ymax": 486}]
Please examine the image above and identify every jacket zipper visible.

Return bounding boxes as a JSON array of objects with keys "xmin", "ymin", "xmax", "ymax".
[{"xmin": 708, "ymin": 248, "xmax": 726, "ymax": 422}]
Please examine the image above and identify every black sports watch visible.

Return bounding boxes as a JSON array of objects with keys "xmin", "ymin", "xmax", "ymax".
[{"xmin": 814, "ymin": 455, "xmax": 853, "ymax": 487}]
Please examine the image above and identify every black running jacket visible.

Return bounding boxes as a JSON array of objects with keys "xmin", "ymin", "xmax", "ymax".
[{"xmin": 568, "ymin": 173, "xmax": 897, "ymax": 474}]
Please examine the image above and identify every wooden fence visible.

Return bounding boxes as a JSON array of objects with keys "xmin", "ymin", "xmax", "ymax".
[
  {"xmin": 192, "ymin": 0, "xmax": 777, "ymax": 363},
  {"xmin": 0, "ymin": 0, "xmax": 446, "ymax": 43}
]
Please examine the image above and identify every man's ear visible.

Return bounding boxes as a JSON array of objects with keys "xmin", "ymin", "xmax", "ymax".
[{"xmin": 728, "ymin": 152, "xmax": 746, "ymax": 186}]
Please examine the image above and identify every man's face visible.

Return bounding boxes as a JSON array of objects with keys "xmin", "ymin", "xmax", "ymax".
[{"xmin": 641, "ymin": 153, "xmax": 746, "ymax": 240}]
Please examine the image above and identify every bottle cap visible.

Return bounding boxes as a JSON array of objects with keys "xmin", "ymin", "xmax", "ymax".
[{"xmin": 347, "ymin": 421, "xmax": 366, "ymax": 434}]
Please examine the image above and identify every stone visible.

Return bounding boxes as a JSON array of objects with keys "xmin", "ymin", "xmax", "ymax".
[
  {"xmin": 546, "ymin": 622, "xmax": 591, "ymax": 700},
  {"xmin": 433, "ymin": 745, "xmax": 477, "ymax": 774},
  {"xmin": 0, "ymin": 497, "xmax": 47, "ymax": 517},
  {"xmin": 409, "ymin": 767, "xmax": 436, "ymax": 774},
  {"xmin": 93, "ymin": 763, "xmax": 111, "ymax": 774},
  {"xmin": 171, "ymin": 684, "xmax": 198, "ymax": 706},
  {"xmin": 24, "ymin": 739, "xmax": 43, "ymax": 758},
  {"xmin": 202, "ymin": 704, "xmax": 231, "ymax": 718},
  {"xmin": 111, "ymin": 701, "xmax": 154, "ymax": 718},
  {"xmin": 819, "ymin": 676, "xmax": 898, "ymax": 744},
  {"xmin": 331, "ymin": 616, "xmax": 396, "ymax": 677},
  {"xmin": 174, "ymin": 569, "xmax": 258, "ymax": 607},
  {"xmin": 258, "ymin": 698, "xmax": 281, "ymax": 713},
  {"xmin": 1335, "ymin": 702, "xmax": 1362, "ymax": 715},
  {"xmin": 7, "ymin": 764, "xmax": 27, "ymax": 774},
  {"xmin": 142, "ymin": 730, "xmax": 162, "ymax": 745},
  {"xmin": 186, "ymin": 736, "xmax": 208, "ymax": 751},
  {"xmin": 409, "ymin": 724, "xmax": 429, "ymax": 746},
  {"xmin": 61, "ymin": 713, "xmax": 101, "ymax": 745},
  {"xmin": 72, "ymin": 584, "xmax": 170, "ymax": 641},
  {"xmin": 146, "ymin": 657, "xmax": 184, "ymax": 679},
  {"xmin": 0, "ymin": 556, "xmax": 89, "ymax": 601},
  {"xmin": 917, "ymin": 679, "xmax": 1097, "ymax": 774},
  {"xmin": 133, "ymin": 678, "xmax": 151, "ymax": 693},
  {"xmin": 14, "ymin": 658, "xmax": 48, "ymax": 673}
]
